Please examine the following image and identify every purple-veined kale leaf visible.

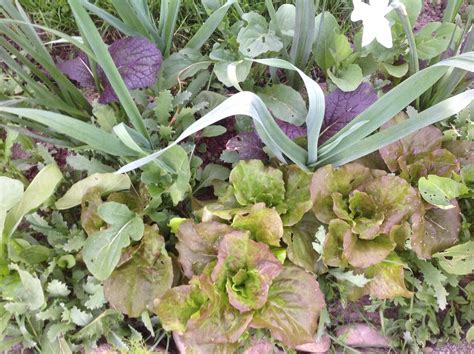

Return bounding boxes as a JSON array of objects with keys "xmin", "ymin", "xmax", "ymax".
[
  {"xmin": 319, "ymin": 82, "xmax": 378, "ymax": 144},
  {"xmin": 57, "ymin": 36, "xmax": 162, "ymax": 104}
]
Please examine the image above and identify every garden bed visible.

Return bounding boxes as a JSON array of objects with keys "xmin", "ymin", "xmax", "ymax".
[{"xmin": 0, "ymin": 0, "xmax": 473, "ymax": 353}]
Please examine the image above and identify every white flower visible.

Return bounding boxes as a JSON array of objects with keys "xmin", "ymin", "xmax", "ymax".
[{"xmin": 351, "ymin": 0, "xmax": 394, "ymax": 48}]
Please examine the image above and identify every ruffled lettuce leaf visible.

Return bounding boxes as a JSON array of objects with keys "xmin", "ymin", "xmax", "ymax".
[
  {"xmin": 103, "ymin": 225, "xmax": 173, "ymax": 317},
  {"xmin": 232, "ymin": 205, "xmax": 284, "ymax": 247},
  {"xmin": 316, "ymin": 165, "xmax": 424, "ymax": 269},
  {"xmin": 379, "ymin": 114, "xmax": 459, "ymax": 182},
  {"xmin": 280, "ymin": 165, "xmax": 313, "ymax": 226},
  {"xmin": 229, "ymin": 160, "xmax": 285, "ymax": 208},
  {"xmin": 211, "ymin": 232, "xmax": 282, "ymax": 312},
  {"xmin": 310, "ymin": 163, "xmax": 385, "ymax": 224},
  {"xmin": 251, "ymin": 265, "xmax": 326, "ymax": 348},
  {"xmin": 283, "ymin": 213, "xmax": 324, "ymax": 273},
  {"xmin": 176, "ymin": 220, "xmax": 235, "ymax": 278},
  {"xmin": 364, "ymin": 253, "xmax": 413, "ymax": 299}
]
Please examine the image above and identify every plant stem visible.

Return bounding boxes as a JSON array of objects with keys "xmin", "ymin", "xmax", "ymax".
[
  {"xmin": 393, "ymin": 3, "xmax": 419, "ymax": 76},
  {"xmin": 393, "ymin": 2, "xmax": 419, "ymax": 109}
]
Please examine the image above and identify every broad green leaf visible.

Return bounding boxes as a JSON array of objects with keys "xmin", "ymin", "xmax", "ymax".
[
  {"xmin": 313, "ymin": 12, "xmax": 340, "ymax": 71},
  {"xmin": 3, "ymin": 164, "xmax": 62, "ymax": 239},
  {"xmin": 382, "ymin": 62, "xmax": 409, "ymax": 78},
  {"xmin": 0, "ymin": 177, "xmax": 24, "ymax": 211},
  {"xmin": 10, "ymin": 264, "xmax": 45, "ymax": 311},
  {"xmin": 237, "ymin": 12, "xmax": 283, "ymax": 58},
  {"xmin": 104, "ymin": 225, "xmax": 173, "ymax": 317},
  {"xmin": 56, "ymin": 173, "xmax": 131, "ymax": 210},
  {"xmin": 327, "ymin": 64, "xmax": 363, "ymax": 92},
  {"xmin": 196, "ymin": 164, "xmax": 230, "ymax": 191},
  {"xmin": 418, "ymin": 175, "xmax": 469, "ymax": 209},
  {"xmin": 251, "ymin": 266, "xmax": 325, "ymax": 348},
  {"xmin": 433, "ymin": 241, "xmax": 474, "ymax": 276},
  {"xmin": 467, "ymin": 326, "xmax": 474, "ymax": 342},
  {"xmin": 232, "ymin": 206, "xmax": 283, "ymax": 247},
  {"xmin": 213, "ymin": 60, "xmax": 252, "ymax": 89},
  {"xmin": 415, "ymin": 22, "xmax": 461, "ymax": 61},
  {"xmin": 257, "ymin": 84, "xmax": 308, "ymax": 125},
  {"xmin": 269, "ymin": 4, "xmax": 295, "ymax": 41},
  {"xmin": 0, "ymin": 177, "xmax": 24, "ymax": 237},
  {"xmin": 82, "ymin": 202, "xmax": 145, "ymax": 280}
]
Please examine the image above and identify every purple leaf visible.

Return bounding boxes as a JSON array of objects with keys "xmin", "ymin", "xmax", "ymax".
[
  {"xmin": 100, "ymin": 37, "xmax": 163, "ymax": 103},
  {"xmin": 276, "ymin": 119, "xmax": 306, "ymax": 140},
  {"xmin": 226, "ymin": 132, "xmax": 267, "ymax": 160},
  {"xmin": 57, "ymin": 37, "xmax": 162, "ymax": 104},
  {"xmin": 320, "ymin": 83, "xmax": 378, "ymax": 144},
  {"xmin": 57, "ymin": 52, "xmax": 95, "ymax": 88}
]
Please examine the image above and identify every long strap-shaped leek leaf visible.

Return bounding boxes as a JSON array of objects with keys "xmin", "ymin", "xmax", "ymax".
[{"xmin": 117, "ymin": 53, "xmax": 473, "ymax": 173}]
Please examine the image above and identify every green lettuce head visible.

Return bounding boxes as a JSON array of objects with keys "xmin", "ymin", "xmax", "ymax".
[{"xmin": 312, "ymin": 164, "xmax": 424, "ymax": 269}]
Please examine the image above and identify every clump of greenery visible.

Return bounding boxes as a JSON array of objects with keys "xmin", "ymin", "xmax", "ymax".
[{"xmin": 0, "ymin": 0, "xmax": 473, "ymax": 352}]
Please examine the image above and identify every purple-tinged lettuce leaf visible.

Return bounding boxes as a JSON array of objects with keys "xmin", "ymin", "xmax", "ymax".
[
  {"xmin": 230, "ymin": 160, "xmax": 286, "ymax": 208},
  {"xmin": 323, "ymin": 219, "xmax": 351, "ymax": 268},
  {"xmin": 154, "ymin": 283, "xmax": 208, "ymax": 333},
  {"xmin": 57, "ymin": 36, "xmax": 162, "ymax": 104},
  {"xmin": 225, "ymin": 132, "xmax": 266, "ymax": 161},
  {"xmin": 172, "ymin": 332, "xmax": 240, "ymax": 354},
  {"xmin": 104, "ymin": 225, "xmax": 173, "ymax": 317},
  {"xmin": 185, "ymin": 270, "xmax": 254, "ymax": 344},
  {"xmin": 57, "ymin": 51, "xmax": 95, "ymax": 88},
  {"xmin": 343, "ymin": 233, "xmax": 396, "ymax": 269},
  {"xmin": 378, "ymin": 114, "xmax": 460, "ymax": 182},
  {"xmin": 443, "ymin": 140, "xmax": 474, "ymax": 166},
  {"xmin": 280, "ymin": 165, "xmax": 313, "ymax": 226},
  {"xmin": 283, "ymin": 213, "xmax": 325, "ymax": 274},
  {"xmin": 412, "ymin": 201, "xmax": 461, "ymax": 259},
  {"xmin": 250, "ymin": 265, "xmax": 326, "ymax": 348},
  {"xmin": 176, "ymin": 220, "xmax": 235, "ymax": 278},
  {"xmin": 398, "ymin": 149, "xmax": 459, "ymax": 183},
  {"xmin": 211, "ymin": 232, "xmax": 282, "ymax": 312},
  {"xmin": 310, "ymin": 163, "xmax": 385, "ymax": 224},
  {"xmin": 100, "ymin": 36, "xmax": 163, "ymax": 103},
  {"xmin": 364, "ymin": 253, "xmax": 413, "ymax": 299},
  {"xmin": 80, "ymin": 188, "xmax": 104, "ymax": 237},
  {"xmin": 319, "ymin": 83, "xmax": 378, "ymax": 144},
  {"xmin": 232, "ymin": 205, "xmax": 284, "ymax": 247},
  {"xmin": 361, "ymin": 175, "xmax": 424, "ymax": 236}
]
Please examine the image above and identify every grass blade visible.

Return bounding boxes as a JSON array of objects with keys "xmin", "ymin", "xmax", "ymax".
[
  {"xmin": 0, "ymin": 108, "xmax": 136, "ymax": 157},
  {"xmin": 185, "ymin": 0, "xmax": 235, "ymax": 51}
]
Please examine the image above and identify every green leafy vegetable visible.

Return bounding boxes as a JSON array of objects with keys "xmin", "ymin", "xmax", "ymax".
[{"xmin": 83, "ymin": 202, "xmax": 144, "ymax": 280}]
